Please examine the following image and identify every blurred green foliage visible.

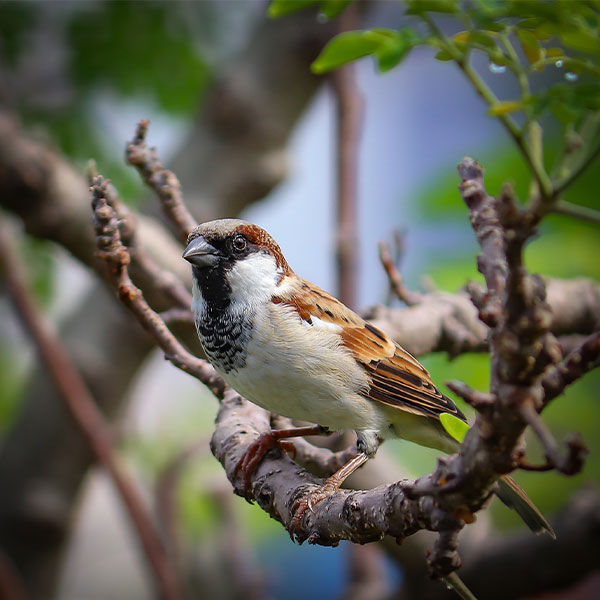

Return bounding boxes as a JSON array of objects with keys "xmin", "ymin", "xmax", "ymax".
[
  {"xmin": 0, "ymin": 350, "xmax": 27, "ymax": 434},
  {"xmin": 268, "ymin": 0, "xmax": 351, "ymax": 20},
  {"xmin": 67, "ymin": 2, "xmax": 209, "ymax": 115},
  {"xmin": 0, "ymin": 0, "xmax": 210, "ymax": 200},
  {"xmin": 0, "ymin": 2, "xmax": 35, "ymax": 65},
  {"xmin": 290, "ymin": 0, "xmax": 600, "ymax": 203}
]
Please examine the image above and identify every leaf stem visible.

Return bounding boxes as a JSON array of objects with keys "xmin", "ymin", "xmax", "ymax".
[
  {"xmin": 422, "ymin": 13, "xmax": 553, "ymax": 200},
  {"xmin": 554, "ymin": 140, "xmax": 600, "ymax": 197},
  {"xmin": 552, "ymin": 199, "xmax": 600, "ymax": 225}
]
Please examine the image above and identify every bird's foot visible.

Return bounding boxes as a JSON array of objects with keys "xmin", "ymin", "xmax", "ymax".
[
  {"xmin": 234, "ymin": 432, "xmax": 296, "ymax": 498},
  {"xmin": 288, "ymin": 452, "xmax": 370, "ymax": 540},
  {"xmin": 288, "ymin": 478, "xmax": 342, "ymax": 539}
]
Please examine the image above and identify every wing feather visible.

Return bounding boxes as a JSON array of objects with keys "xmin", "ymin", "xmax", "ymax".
[{"xmin": 273, "ymin": 279, "xmax": 465, "ymax": 422}]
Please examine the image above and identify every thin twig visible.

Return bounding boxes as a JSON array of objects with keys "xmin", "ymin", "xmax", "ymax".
[
  {"xmin": 91, "ymin": 175, "xmax": 224, "ymax": 398},
  {"xmin": 422, "ymin": 15, "xmax": 553, "ymax": 199},
  {"xmin": 89, "ymin": 167, "xmax": 193, "ymax": 309},
  {"xmin": 517, "ymin": 459, "xmax": 554, "ymax": 472},
  {"xmin": 126, "ymin": 119, "xmax": 197, "ymax": 243},
  {"xmin": 133, "ymin": 250, "xmax": 193, "ymax": 309},
  {"xmin": 542, "ymin": 329, "xmax": 600, "ymax": 407},
  {"xmin": 554, "ymin": 141, "xmax": 600, "ymax": 196},
  {"xmin": 444, "ymin": 571, "xmax": 478, "ymax": 600},
  {"xmin": 159, "ymin": 308, "xmax": 195, "ymax": 326},
  {"xmin": 445, "ymin": 380, "xmax": 494, "ymax": 412},
  {"xmin": 0, "ymin": 223, "xmax": 183, "ymax": 600},
  {"xmin": 519, "ymin": 402, "xmax": 587, "ymax": 475},
  {"xmin": 378, "ymin": 240, "xmax": 422, "ymax": 306},
  {"xmin": 551, "ymin": 200, "xmax": 600, "ymax": 225}
]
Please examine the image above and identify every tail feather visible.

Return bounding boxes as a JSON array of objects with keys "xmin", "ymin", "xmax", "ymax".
[{"xmin": 496, "ymin": 475, "xmax": 555, "ymax": 539}]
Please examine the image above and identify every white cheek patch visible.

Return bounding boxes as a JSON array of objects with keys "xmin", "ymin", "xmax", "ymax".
[
  {"xmin": 308, "ymin": 314, "xmax": 343, "ymax": 333},
  {"xmin": 227, "ymin": 252, "xmax": 282, "ymax": 305}
]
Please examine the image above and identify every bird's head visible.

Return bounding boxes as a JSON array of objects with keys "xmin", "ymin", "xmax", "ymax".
[{"xmin": 183, "ymin": 219, "xmax": 292, "ymax": 306}]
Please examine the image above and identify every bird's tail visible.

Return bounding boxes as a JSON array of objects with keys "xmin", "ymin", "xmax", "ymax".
[{"xmin": 496, "ymin": 475, "xmax": 555, "ymax": 539}]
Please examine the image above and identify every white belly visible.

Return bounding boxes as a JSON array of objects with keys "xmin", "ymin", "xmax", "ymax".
[{"xmin": 218, "ymin": 304, "xmax": 387, "ymax": 433}]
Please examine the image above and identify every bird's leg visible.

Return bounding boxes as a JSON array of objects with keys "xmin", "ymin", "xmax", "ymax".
[
  {"xmin": 289, "ymin": 452, "xmax": 369, "ymax": 537},
  {"xmin": 235, "ymin": 424, "xmax": 330, "ymax": 495}
]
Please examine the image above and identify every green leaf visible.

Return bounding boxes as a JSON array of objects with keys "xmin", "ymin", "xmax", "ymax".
[
  {"xmin": 319, "ymin": 0, "xmax": 353, "ymax": 18},
  {"xmin": 68, "ymin": 2, "xmax": 209, "ymax": 114},
  {"xmin": 551, "ymin": 102, "xmax": 578, "ymax": 126},
  {"xmin": 471, "ymin": 30, "xmax": 498, "ymax": 48},
  {"xmin": 440, "ymin": 413, "xmax": 470, "ymax": 443},
  {"xmin": 435, "ymin": 49, "xmax": 454, "ymax": 61},
  {"xmin": 311, "ymin": 30, "xmax": 388, "ymax": 74},
  {"xmin": 267, "ymin": 0, "xmax": 318, "ymax": 18},
  {"xmin": 375, "ymin": 28, "xmax": 419, "ymax": 72},
  {"xmin": 406, "ymin": 0, "xmax": 459, "ymax": 15},
  {"xmin": 517, "ymin": 28, "xmax": 542, "ymax": 64},
  {"xmin": 560, "ymin": 29, "xmax": 600, "ymax": 54}
]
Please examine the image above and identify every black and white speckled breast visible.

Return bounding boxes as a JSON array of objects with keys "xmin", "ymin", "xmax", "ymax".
[{"xmin": 195, "ymin": 306, "xmax": 252, "ymax": 374}]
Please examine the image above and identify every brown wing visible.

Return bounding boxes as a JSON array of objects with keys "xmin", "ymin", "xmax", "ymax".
[{"xmin": 274, "ymin": 279, "xmax": 466, "ymax": 422}]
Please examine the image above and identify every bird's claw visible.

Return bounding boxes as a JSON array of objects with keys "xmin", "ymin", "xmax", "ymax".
[
  {"xmin": 288, "ymin": 497, "xmax": 310, "ymax": 541},
  {"xmin": 287, "ymin": 483, "xmax": 338, "ymax": 541},
  {"xmin": 234, "ymin": 432, "xmax": 296, "ymax": 498}
]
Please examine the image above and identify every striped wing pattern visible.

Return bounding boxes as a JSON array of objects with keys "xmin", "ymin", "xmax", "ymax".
[{"xmin": 274, "ymin": 281, "xmax": 465, "ymax": 422}]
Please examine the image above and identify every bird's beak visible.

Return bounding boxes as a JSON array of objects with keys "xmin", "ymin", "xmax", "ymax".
[{"xmin": 182, "ymin": 236, "xmax": 220, "ymax": 268}]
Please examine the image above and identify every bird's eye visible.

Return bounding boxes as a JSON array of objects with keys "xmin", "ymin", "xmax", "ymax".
[{"xmin": 232, "ymin": 235, "xmax": 247, "ymax": 252}]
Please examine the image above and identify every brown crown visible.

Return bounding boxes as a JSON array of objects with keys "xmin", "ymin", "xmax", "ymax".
[{"xmin": 189, "ymin": 219, "xmax": 292, "ymax": 275}]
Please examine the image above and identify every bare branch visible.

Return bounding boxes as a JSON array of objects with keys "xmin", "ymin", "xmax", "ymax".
[
  {"xmin": 90, "ymin": 176, "xmax": 222, "ymax": 396},
  {"xmin": 91, "ymin": 171, "xmax": 194, "ymax": 310},
  {"xmin": 331, "ymin": 49, "xmax": 362, "ymax": 308},
  {"xmin": 519, "ymin": 402, "xmax": 587, "ymax": 475},
  {"xmin": 457, "ymin": 158, "xmax": 506, "ymax": 327},
  {"xmin": 0, "ymin": 223, "xmax": 183, "ymax": 600},
  {"xmin": 542, "ymin": 329, "xmax": 600, "ymax": 406},
  {"xmin": 126, "ymin": 119, "xmax": 197, "ymax": 243},
  {"xmin": 378, "ymin": 239, "xmax": 423, "ymax": 306},
  {"xmin": 445, "ymin": 381, "xmax": 494, "ymax": 412},
  {"xmin": 552, "ymin": 199, "xmax": 600, "ymax": 225}
]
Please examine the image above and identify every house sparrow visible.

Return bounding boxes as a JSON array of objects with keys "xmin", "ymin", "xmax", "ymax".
[{"xmin": 183, "ymin": 218, "xmax": 553, "ymax": 538}]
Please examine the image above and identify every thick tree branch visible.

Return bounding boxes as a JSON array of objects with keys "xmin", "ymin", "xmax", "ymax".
[
  {"xmin": 390, "ymin": 488, "xmax": 600, "ymax": 600},
  {"xmin": 364, "ymin": 276, "xmax": 600, "ymax": 359}
]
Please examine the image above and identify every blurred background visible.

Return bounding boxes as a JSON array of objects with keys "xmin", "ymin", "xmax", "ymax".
[{"xmin": 0, "ymin": 1, "xmax": 599, "ymax": 599}]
